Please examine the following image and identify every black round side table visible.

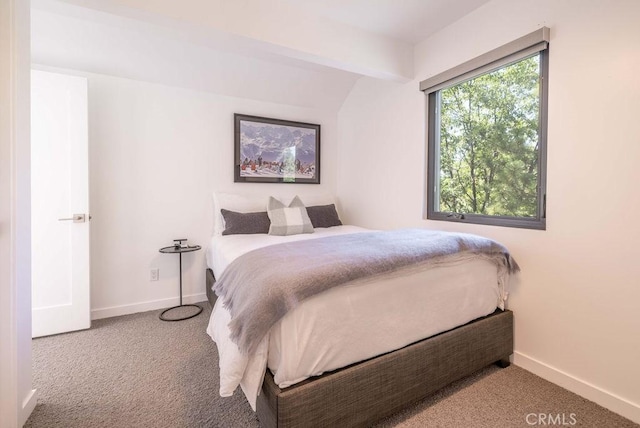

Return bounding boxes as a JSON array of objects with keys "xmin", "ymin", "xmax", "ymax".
[{"xmin": 158, "ymin": 245, "xmax": 203, "ymax": 321}]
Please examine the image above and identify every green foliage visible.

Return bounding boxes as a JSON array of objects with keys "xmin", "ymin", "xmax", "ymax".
[{"xmin": 438, "ymin": 55, "xmax": 540, "ymax": 218}]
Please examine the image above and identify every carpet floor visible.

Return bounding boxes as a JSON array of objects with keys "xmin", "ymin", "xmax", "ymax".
[{"xmin": 25, "ymin": 304, "xmax": 638, "ymax": 428}]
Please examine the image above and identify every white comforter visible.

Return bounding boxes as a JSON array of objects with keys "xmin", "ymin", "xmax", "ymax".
[{"xmin": 206, "ymin": 226, "xmax": 505, "ymax": 410}]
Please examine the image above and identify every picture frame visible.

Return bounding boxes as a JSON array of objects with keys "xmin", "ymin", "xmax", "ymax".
[{"xmin": 234, "ymin": 114, "xmax": 321, "ymax": 184}]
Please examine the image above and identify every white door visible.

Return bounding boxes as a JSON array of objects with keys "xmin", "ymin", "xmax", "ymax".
[{"xmin": 31, "ymin": 69, "xmax": 90, "ymax": 338}]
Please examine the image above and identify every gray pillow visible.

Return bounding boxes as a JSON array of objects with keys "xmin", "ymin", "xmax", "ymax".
[
  {"xmin": 267, "ymin": 196, "xmax": 314, "ymax": 236},
  {"xmin": 221, "ymin": 209, "xmax": 270, "ymax": 235},
  {"xmin": 306, "ymin": 204, "xmax": 342, "ymax": 228}
]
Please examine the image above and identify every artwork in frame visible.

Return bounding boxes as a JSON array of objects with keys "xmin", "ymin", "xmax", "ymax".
[{"xmin": 234, "ymin": 114, "xmax": 320, "ymax": 184}]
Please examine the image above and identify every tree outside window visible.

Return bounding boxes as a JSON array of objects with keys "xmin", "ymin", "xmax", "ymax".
[{"xmin": 427, "ymin": 51, "xmax": 547, "ymax": 229}]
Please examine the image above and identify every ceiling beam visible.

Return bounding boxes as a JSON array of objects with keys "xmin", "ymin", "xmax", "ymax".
[{"xmin": 39, "ymin": 0, "xmax": 414, "ymax": 82}]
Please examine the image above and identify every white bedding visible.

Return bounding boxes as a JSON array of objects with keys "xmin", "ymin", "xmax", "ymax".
[{"xmin": 206, "ymin": 226, "xmax": 506, "ymax": 410}]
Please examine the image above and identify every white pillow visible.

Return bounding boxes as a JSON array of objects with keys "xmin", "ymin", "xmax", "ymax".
[
  {"xmin": 278, "ymin": 191, "xmax": 336, "ymax": 208},
  {"xmin": 267, "ymin": 195, "xmax": 314, "ymax": 236},
  {"xmin": 211, "ymin": 190, "xmax": 338, "ymax": 236}
]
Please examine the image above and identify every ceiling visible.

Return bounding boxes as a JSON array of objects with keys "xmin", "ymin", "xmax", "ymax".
[
  {"xmin": 279, "ymin": 0, "xmax": 491, "ymax": 44},
  {"xmin": 30, "ymin": 0, "xmax": 492, "ymax": 110}
]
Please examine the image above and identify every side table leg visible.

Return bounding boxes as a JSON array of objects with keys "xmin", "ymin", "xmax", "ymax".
[{"xmin": 158, "ymin": 246, "xmax": 202, "ymax": 322}]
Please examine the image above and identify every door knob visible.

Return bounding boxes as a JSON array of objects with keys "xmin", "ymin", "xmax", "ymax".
[{"xmin": 58, "ymin": 214, "xmax": 86, "ymax": 223}]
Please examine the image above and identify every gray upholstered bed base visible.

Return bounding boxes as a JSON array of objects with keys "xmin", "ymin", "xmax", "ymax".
[{"xmin": 205, "ymin": 268, "xmax": 513, "ymax": 427}]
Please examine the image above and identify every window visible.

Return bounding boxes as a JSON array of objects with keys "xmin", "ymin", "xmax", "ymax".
[{"xmin": 422, "ymin": 28, "xmax": 549, "ymax": 230}]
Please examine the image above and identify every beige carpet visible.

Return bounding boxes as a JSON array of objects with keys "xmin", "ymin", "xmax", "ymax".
[{"xmin": 25, "ymin": 304, "xmax": 638, "ymax": 428}]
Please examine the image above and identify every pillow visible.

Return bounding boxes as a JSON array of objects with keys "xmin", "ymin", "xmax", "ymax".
[
  {"xmin": 267, "ymin": 195, "xmax": 314, "ymax": 236},
  {"xmin": 221, "ymin": 209, "xmax": 270, "ymax": 235},
  {"xmin": 212, "ymin": 192, "xmax": 268, "ymax": 236},
  {"xmin": 306, "ymin": 204, "xmax": 342, "ymax": 228},
  {"xmin": 212, "ymin": 191, "xmax": 337, "ymax": 235}
]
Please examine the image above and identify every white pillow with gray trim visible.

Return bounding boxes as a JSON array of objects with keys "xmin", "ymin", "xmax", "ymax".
[{"xmin": 267, "ymin": 195, "xmax": 314, "ymax": 236}]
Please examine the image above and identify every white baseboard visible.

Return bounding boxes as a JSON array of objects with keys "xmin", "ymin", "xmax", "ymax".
[
  {"xmin": 19, "ymin": 388, "xmax": 38, "ymax": 427},
  {"xmin": 514, "ymin": 351, "xmax": 640, "ymax": 424},
  {"xmin": 91, "ymin": 293, "xmax": 208, "ymax": 320}
]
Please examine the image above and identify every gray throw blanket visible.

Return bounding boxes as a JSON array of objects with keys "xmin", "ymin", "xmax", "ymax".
[{"xmin": 213, "ymin": 229, "xmax": 519, "ymax": 354}]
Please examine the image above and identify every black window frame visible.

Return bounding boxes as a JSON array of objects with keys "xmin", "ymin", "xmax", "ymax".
[{"xmin": 423, "ymin": 30, "xmax": 549, "ymax": 230}]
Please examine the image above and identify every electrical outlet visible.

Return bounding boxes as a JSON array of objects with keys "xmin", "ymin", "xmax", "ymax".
[{"xmin": 150, "ymin": 268, "xmax": 159, "ymax": 281}]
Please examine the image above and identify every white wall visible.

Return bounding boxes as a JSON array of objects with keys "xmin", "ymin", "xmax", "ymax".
[
  {"xmin": 42, "ymin": 69, "xmax": 339, "ymax": 319},
  {"xmin": 0, "ymin": 0, "xmax": 37, "ymax": 426},
  {"xmin": 337, "ymin": 0, "xmax": 640, "ymax": 423}
]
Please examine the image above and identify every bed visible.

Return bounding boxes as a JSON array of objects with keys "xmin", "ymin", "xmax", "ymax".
[{"xmin": 205, "ymin": 192, "xmax": 516, "ymax": 427}]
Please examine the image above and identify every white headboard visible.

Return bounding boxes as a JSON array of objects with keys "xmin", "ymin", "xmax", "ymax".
[{"xmin": 212, "ymin": 190, "xmax": 337, "ymax": 236}]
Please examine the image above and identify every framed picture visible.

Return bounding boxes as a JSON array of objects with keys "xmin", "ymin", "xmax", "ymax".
[{"xmin": 234, "ymin": 114, "xmax": 320, "ymax": 184}]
